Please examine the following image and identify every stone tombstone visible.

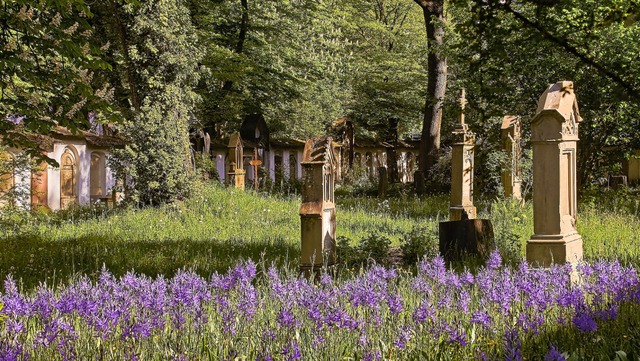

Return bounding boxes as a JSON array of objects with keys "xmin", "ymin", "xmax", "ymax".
[
  {"xmin": 227, "ymin": 132, "xmax": 245, "ymax": 190},
  {"xmin": 299, "ymin": 136, "xmax": 337, "ymax": 271},
  {"xmin": 378, "ymin": 166, "xmax": 388, "ymax": 198},
  {"xmin": 527, "ymin": 81, "xmax": 583, "ymax": 267},
  {"xmin": 450, "ymin": 88, "xmax": 476, "ymax": 221},
  {"xmin": 501, "ymin": 116, "xmax": 523, "ymax": 200}
]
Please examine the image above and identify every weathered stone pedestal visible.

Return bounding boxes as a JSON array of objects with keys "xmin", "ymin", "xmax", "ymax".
[
  {"xmin": 227, "ymin": 132, "xmax": 245, "ymax": 190},
  {"xmin": 501, "ymin": 115, "xmax": 522, "ymax": 200},
  {"xmin": 234, "ymin": 169, "xmax": 245, "ymax": 189},
  {"xmin": 439, "ymin": 219, "xmax": 494, "ymax": 263},
  {"xmin": 450, "ymin": 89, "xmax": 476, "ymax": 221},
  {"xmin": 300, "ymin": 137, "xmax": 337, "ymax": 273},
  {"xmin": 526, "ymin": 81, "xmax": 583, "ymax": 267}
]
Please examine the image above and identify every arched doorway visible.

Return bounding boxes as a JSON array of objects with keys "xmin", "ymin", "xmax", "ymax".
[
  {"xmin": 60, "ymin": 147, "xmax": 78, "ymax": 209},
  {"xmin": 0, "ymin": 152, "xmax": 15, "ymax": 206}
]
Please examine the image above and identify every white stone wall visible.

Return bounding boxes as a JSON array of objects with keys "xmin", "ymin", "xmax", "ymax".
[{"xmin": 47, "ymin": 141, "xmax": 116, "ymax": 210}]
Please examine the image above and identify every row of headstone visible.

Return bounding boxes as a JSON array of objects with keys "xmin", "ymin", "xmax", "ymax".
[{"xmin": 298, "ymin": 81, "xmax": 584, "ymax": 272}]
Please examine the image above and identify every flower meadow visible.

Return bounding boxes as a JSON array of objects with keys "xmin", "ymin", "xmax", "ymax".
[{"xmin": 1, "ymin": 252, "xmax": 640, "ymax": 360}]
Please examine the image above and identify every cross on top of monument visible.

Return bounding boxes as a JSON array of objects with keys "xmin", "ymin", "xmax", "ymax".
[{"xmin": 458, "ymin": 88, "xmax": 467, "ymax": 125}]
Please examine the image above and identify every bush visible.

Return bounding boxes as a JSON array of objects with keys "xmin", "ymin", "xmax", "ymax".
[
  {"xmin": 400, "ymin": 225, "xmax": 439, "ymax": 265},
  {"xmin": 337, "ymin": 232, "xmax": 392, "ymax": 268}
]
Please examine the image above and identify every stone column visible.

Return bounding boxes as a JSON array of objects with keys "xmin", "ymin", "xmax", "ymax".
[
  {"xmin": 527, "ymin": 81, "xmax": 583, "ymax": 266},
  {"xmin": 501, "ymin": 116, "xmax": 522, "ymax": 200},
  {"xmin": 300, "ymin": 136, "xmax": 337, "ymax": 272},
  {"xmin": 450, "ymin": 89, "xmax": 476, "ymax": 221}
]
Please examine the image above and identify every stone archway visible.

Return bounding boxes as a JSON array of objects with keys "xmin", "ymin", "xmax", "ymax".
[{"xmin": 60, "ymin": 147, "xmax": 78, "ymax": 209}]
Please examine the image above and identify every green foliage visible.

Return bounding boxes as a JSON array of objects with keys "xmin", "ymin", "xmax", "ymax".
[
  {"xmin": 447, "ymin": 0, "xmax": 640, "ymax": 187},
  {"xmin": 400, "ymin": 225, "xmax": 439, "ymax": 265},
  {"xmin": 337, "ymin": 232, "xmax": 391, "ymax": 267},
  {"xmin": 0, "ymin": 1, "xmax": 120, "ymax": 161},
  {"xmin": 193, "ymin": 152, "xmax": 219, "ymax": 181},
  {"xmin": 105, "ymin": 0, "xmax": 202, "ymax": 205},
  {"xmin": 483, "ymin": 198, "xmax": 532, "ymax": 264}
]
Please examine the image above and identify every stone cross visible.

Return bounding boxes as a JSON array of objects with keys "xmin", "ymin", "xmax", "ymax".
[
  {"xmin": 526, "ymin": 81, "xmax": 583, "ymax": 267},
  {"xmin": 458, "ymin": 88, "xmax": 467, "ymax": 125},
  {"xmin": 299, "ymin": 136, "xmax": 337, "ymax": 273},
  {"xmin": 501, "ymin": 116, "xmax": 522, "ymax": 200},
  {"xmin": 450, "ymin": 89, "xmax": 476, "ymax": 221}
]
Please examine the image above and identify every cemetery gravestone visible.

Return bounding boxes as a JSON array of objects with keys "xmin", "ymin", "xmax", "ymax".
[
  {"xmin": 440, "ymin": 89, "xmax": 494, "ymax": 263},
  {"xmin": 526, "ymin": 81, "xmax": 583, "ymax": 267},
  {"xmin": 299, "ymin": 136, "xmax": 337, "ymax": 272},
  {"xmin": 501, "ymin": 115, "xmax": 523, "ymax": 200},
  {"xmin": 378, "ymin": 166, "xmax": 388, "ymax": 198},
  {"xmin": 227, "ymin": 133, "xmax": 245, "ymax": 190},
  {"xmin": 450, "ymin": 88, "xmax": 476, "ymax": 221}
]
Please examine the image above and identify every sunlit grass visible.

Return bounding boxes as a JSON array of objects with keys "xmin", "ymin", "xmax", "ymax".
[{"xmin": 2, "ymin": 182, "xmax": 640, "ymax": 289}]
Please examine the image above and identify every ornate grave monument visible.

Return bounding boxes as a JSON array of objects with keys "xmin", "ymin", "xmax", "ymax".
[
  {"xmin": 299, "ymin": 136, "xmax": 337, "ymax": 272},
  {"xmin": 450, "ymin": 88, "xmax": 476, "ymax": 221},
  {"xmin": 439, "ymin": 89, "xmax": 494, "ymax": 263},
  {"xmin": 526, "ymin": 81, "xmax": 583, "ymax": 266},
  {"xmin": 227, "ymin": 132, "xmax": 245, "ymax": 190},
  {"xmin": 501, "ymin": 116, "xmax": 523, "ymax": 200}
]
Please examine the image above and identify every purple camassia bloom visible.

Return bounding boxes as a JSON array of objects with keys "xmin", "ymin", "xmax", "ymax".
[
  {"xmin": 486, "ymin": 251, "xmax": 502, "ymax": 270},
  {"xmin": 504, "ymin": 328, "xmax": 523, "ymax": 361},
  {"xmin": 572, "ymin": 311, "xmax": 598, "ymax": 333},
  {"xmin": 470, "ymin": 311, "xmax": 491, "ymax": 329},
  {"xmin": 545, "ymin": 345, "xmax": 567, "ymax": 361}
]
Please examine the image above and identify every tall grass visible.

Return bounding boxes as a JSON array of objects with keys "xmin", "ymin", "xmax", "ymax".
[{"xmin": 2, "ymin": 182, "xmax": 640, "ymax": 289}]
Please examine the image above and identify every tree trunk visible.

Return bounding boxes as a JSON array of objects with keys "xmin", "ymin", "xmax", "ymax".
[
  {"xmin": 414, "ymin": 0, "xmax": 447, "ymax": 185},
  {"xmin": 222, "ymin": 0, "xmax": 249, "ymax": 91}
]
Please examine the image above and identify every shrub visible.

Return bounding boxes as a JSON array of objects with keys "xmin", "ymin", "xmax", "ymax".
[{"xmin": 400, "ymin": 225, "xmax": 439, "ymax": 265}]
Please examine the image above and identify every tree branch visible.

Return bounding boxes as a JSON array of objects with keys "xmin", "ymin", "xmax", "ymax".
[{"xmin": 502, "ymin": 4, "xmax": 640, "ymax": 101}]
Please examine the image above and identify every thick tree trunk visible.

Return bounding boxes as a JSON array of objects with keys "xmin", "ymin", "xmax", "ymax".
[{"xmin": 414, "ymin": 0, "xmax": 447, "ymax": 187}]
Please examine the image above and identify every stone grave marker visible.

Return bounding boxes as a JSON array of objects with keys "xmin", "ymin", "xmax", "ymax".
[
  {"xmin": 450, "ymin": 88, "xmax": 476, "ymax": 221},
  {"xmin": 227, "ymin": 132, "xmax": 245, "ymax": 190},
  {"xmin": 299, "ymin": 136, "xmax": 337, "ymax": 272},
  {"xmin": 439, "ymin": 89, "xmax": 494, "ymax": 263},
  {"xmin": 501, "ymin": 115, "xmax": 523, "ymax": 200},
  {"xmin": 378, "ymin": 166, "xmax": 388, "ymax": 198},
  {"xmin": 526, "ymin": 81, "xmax": 583, "ymax": 267}
]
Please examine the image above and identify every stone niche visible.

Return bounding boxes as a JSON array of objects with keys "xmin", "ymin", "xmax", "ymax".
[
  {"xmin": 526, "ymin": 81, "xmax": 583, "ymax": 267},
  {"xmin": 299, "ymin": 136, "xmax": 337, "ymax": 271}
]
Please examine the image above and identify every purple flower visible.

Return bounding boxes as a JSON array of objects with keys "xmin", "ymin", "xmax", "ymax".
[
  {"xmin": 544, "ymin": 345, "xmax": 567, "ymax": 361},
  {"xmin": 487, "ymin": 251, "xmax": 502, "ymax": 270},
  {"xmin": 470, "ymin": 311, "xmax": 491, "ymax": 329},
  {"xmin": 277, "ymin": 308, "xmax": 298, "ymax": 328},
  {"xmin": 504, "ymin": 329, "xmax": 522, "ymax": 361},
  {"xmin": 386, "ymin": 294, "xmax": 403, "ymax": 315},
  {"xmin": 572, "ymin": 312, "xmax": 597, "ymax": 333}
]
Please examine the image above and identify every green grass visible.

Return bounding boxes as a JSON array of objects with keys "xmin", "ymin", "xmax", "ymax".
[{"xmin": 2, "ymin": 182, "xmax": 640, "ymax": 288}]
